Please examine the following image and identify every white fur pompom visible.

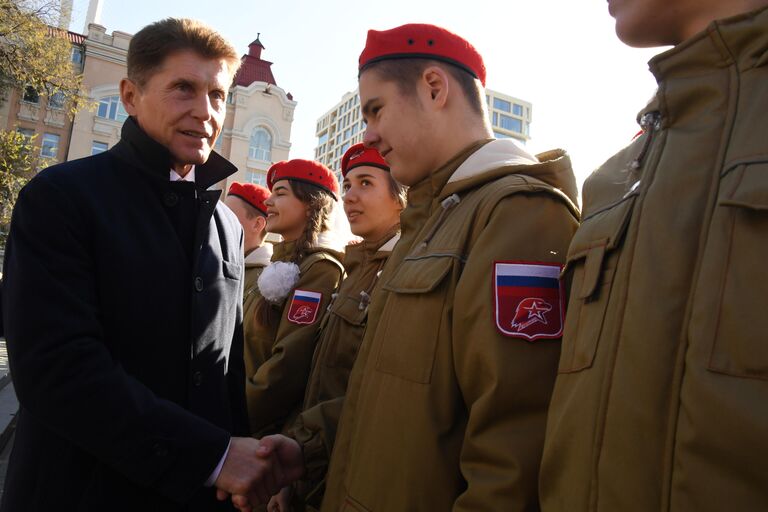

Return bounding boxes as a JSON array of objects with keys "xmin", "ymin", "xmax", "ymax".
[{"xmin": 258, "ymin": 261, "xmax": 300, "ymax": 304}]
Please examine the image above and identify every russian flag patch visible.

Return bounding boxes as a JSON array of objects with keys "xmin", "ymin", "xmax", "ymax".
[
  {"xmin": 287, "ymin": 289, "xmax": 323, "ymax": 325},
  {"xmin": 494, "ymin": 262, "xmax": 565, "ymax": 341}
]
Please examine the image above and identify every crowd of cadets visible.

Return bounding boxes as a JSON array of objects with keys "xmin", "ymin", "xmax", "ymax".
[
  {"xmin": 1, "ymin": 1, "xmax": 766, "ymax": 510},
  {"xmin": 226, "ymin": 4, "xmax": 768, "ymax": 509}
]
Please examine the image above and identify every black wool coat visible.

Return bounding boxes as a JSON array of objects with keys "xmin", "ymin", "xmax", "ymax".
[{"xmin": 1, "ymin": 117, "xmax": 248, "ymax": 511}]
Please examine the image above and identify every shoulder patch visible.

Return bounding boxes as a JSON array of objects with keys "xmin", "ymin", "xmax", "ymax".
[
  {"xmin": 493, "ymin": 261, "xmax": 564, "ymax": 341},
  {"xmin": 287, "ymin": 289, "xmax": 323, "ymax": 325}
]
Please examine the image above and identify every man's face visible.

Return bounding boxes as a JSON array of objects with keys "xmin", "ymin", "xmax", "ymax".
[
  {"xmin": 121, "ymin": 50, "xmax": 232, "ymax": 173},
  {"xmin": 359, "ymin": 70, "xmax": 436, "ymax": 187},
  {"xmin": 342, "ymin": 166, "xmax": 402, "ymax": 242},
  {"xmin": 608, "ymin": 0, "xmax": 732, "ymax": 47}
]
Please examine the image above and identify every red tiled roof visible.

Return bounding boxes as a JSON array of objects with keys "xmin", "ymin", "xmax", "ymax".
[
  {"xmin": 234, "ymin": 55, "xmax": 276, "ymax": 87},
  {"xmin": 46, "ymin": 26, "xmax": 86, "ymax": 45}
]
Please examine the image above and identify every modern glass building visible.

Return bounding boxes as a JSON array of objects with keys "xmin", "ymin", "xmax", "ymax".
[{"xmin": 314, "ymin": 88, "xmax": 532, "ymax": 183}]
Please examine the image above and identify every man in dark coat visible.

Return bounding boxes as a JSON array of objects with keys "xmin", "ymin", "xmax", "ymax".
[{"xmin": 0, "ymin": 18, "xmax": 299, "ymax": 511}]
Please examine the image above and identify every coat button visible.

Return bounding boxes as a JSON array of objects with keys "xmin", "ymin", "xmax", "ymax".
[
  {"xmin": 153, "ymin": 443, "xmax": 169, "ymax": 457},
  {"xmin": 192, "ymin": 371, "xmax": 203, "ymax": 387},
  {"xmin": 163, "ymin": 192, "xmax": 179, "ymax": 207},
  {"xmin": 194, "ymin": 276, "xmax": 204, "ymax": 292}
]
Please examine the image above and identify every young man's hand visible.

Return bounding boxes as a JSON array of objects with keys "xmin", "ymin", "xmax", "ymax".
[{"xmin": 214, "ymin": 435, "xmax": 305, "ymax": 511}]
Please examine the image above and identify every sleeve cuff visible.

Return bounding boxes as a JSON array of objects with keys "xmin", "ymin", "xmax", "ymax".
[{"xmin": 205, "ymin": 438, "xmax": 231, "ymax": 487}]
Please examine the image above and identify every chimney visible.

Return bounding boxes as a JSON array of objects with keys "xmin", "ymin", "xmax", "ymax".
[
  {"xmin": 58, "ymin": 0, "xmax": 73, "ymax": 31},
  {"xmin": 84, "ymin": 0, "xmax": 104, "ymax": 33}
]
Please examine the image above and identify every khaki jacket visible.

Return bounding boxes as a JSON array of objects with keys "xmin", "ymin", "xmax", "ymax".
[
  {"xmin": 243, "ymin": 243, "xmax": 274, "ymax": 380},
  {"xmin": 322, "ymin": 139, "xmax": 580, "ymax": 511},
  {"xmin": 246, "ymin": 239, "xmax": 344, "ymax": 437},
  {"xmin": 289, "ymin": 227, "xmax": 400, "ymax": 508},
  {"xmin": 541, "ymin": 7, "xmax": 768, "ymax": 511}
]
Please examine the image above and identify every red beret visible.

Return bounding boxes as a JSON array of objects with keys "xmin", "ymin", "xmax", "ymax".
[
  {"xmin": 228, "ymin": 182, "xmax": 269, "ymax": 216},
  {"xmin": 341, "ymin": 143, "xmax": 389, "ymax": 178},
  {"xmin": 267, "ymin": 159, "xmax": 339, "ymax": 200},
  {"xmin": 359, "ymin": 23, "xmax": 486, "ymax": 87}
]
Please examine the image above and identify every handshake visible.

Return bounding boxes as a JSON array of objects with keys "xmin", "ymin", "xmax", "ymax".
[{"xmin": 214, "ymin": 434, "xmax": 304, "ymax": 511}]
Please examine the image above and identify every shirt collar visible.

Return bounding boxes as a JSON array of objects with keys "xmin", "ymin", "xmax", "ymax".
[{"xmin": 170, "ymin": 166, "xmax": 196, "ymax": 182}]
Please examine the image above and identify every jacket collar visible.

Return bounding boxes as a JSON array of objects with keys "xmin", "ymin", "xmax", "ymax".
[
  {"xmin": 245, "ymin": 243, "xmax": 274, "ymax": 267},
  {"xmin": 114, "ymin": 116, "xmax": 237, "ymax": 190},
  {"xmin": 649, "ymin": 4, "xmax": 768, "ymax": 81}
]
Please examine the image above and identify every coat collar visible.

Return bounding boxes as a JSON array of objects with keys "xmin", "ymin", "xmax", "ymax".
[{"xmin": 113, "ymin": 116, "xmax": 237, "ymax": 190}]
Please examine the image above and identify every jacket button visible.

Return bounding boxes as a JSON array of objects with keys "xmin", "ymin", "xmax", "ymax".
[
  {"xmin": 163, "ymin": 192, "xmax": 179, "ymax": 207},
  {"xmin": 192, "ymin": 371, "xmax": 203, "ymax": 387},
  {"xmin": 194, "ymin": 276, "xmax": 204, "ymax": 292},
  {"xmin": 153, "ymin": 443, "xmax": 169, "ymax": 457}
]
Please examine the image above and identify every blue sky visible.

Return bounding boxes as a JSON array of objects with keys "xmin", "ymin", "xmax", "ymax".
[{"xmin": 68, "ymin": 0, "xmax": 664, "ymax": 190}]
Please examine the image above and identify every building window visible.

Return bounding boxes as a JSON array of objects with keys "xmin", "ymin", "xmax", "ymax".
[
  {"xmin": 318, "ymin": 132, "xmax": 329, "ymax": 145},
  {"xmin": 48, "ymin": 91, "xmax": 65, "ymax": 110},
  {"xmin": 493, "ymin": 97, "xmax": 511, "ymax": 113},
  {"xmin": 247, "ymin": 171, "xmax": 266, "ymax": 186},
  {"xmin": 71, "ymin": 47, "xmax": 84, "ymax": 65},
  {"xmin": 249, "ymin": 127, "xmax": 272, "ymax": 161},
  {"xmin": 493, "ymin": 131, "xmax": 511, "ymax": 139},
  {"xmin": 513, "ymin": 104, "xmax": 524, "ymax": 116},
  {"xmin": 498, "ymin": 114, "xmax": 523, "ymax": 133},
  {"xmin": 22, "ymin": 86, "xmax": 40, "ymax": 104},
  {"xmin": 41, "ymin": 133, "xmax": 60, "ymax": 158},
  {"xmin": 91, "ymin": 141, "xmax": 108, "ymax": 155},
  {"xmin": 17, "ymin": 128, "xmax": 35, "ymax": 140},
  {"xmin": 227, "ymin": 91, "xmax": 234, "ymax": 104},
  {"xmin": 97, "ymin": 96, "xmax": 128, "ymax": 122}
]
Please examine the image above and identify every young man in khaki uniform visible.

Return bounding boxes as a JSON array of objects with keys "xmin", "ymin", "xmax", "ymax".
[
  {"xmin": 251, "ymin": 24, "xmax": 580, "ymax": 512},
  {"xmin": 224, "ymin": 182, "xmax": 272, "ymax": 336},
  {"xmin": 540, "ymin": 1, "xmax": 768, "ymax": 511},
  {"xmin": 224, "ymin": 182, "xmax": 274, "ymax": 397}
]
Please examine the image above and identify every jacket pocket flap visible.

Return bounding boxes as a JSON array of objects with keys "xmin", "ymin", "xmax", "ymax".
[
  {"xmin": 332, "ymin": 294, "xmax": 368, "ymax": 325},
  {"xmin": 565, "ymin": 194, "xmax": 635, "ymax": 299},
  {"xmin": 383, "ymin": 255, "xmax": 454, "ymax": 294},
  {"xmin": 222, "ymin": 259, "xmax": 243, "ymax": 280},
  {"xmin": 719, "ymin": 163, "xmax": 768, "ymax": 211}
]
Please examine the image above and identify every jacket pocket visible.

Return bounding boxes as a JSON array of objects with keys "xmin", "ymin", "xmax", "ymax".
[
  {"xmin": 558, "ymin": 194, "xmax": 635, "ymax": 373},
  {"xmin": 221, "ymin": 259, "xmax": 243, "ymax": 280},
  {"xmin": 342, "ymin": 495, "xmax": 372, "ymax": 512},
  {"xmin": 707, "ymin": 163, "xmax": 768, "ymax": 379},
  {"xmin": 323, "ymin": 294, "xmax": 368, "ymax": 369},
  {"xmin": 374, "ymin": 255, "xmax": 454, "ymax": 383}
]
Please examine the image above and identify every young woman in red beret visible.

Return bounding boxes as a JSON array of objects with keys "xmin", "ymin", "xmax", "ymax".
[
  {"xmin": 244, "ymin": 159, "xmax": 346, "ymax": 439},
  {"xmin": 269, "ymin": 143, "xmax": 406, "ymax": 511}
]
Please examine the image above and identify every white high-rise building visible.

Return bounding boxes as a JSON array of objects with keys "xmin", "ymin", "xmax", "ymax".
[{"xmin": 314, "ymin": 88, "xmax": 532, "ymax": 182}]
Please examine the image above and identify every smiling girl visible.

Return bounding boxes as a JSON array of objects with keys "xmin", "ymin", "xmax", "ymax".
[{"xmin": 245, "ymin": 159, "xmax": 345, "ymax": 438}]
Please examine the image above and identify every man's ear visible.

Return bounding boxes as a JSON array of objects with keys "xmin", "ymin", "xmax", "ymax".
[
  {"xmin": 254, "ymin": 214, "xmax": 267, "ymax": 234},
  {"xmin": 119, "ymin": 78, "xmax": 139, "ymax": 116},
  {"xmin": 420, "ymin": 65, "xmax": 450, "ymax": 110}
]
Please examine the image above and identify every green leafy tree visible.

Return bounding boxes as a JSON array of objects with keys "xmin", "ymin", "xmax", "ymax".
[
  {"xmin": 0, "ymin": 129, "xmax": 39, "ymax": 247},
  {"xmin": 0, "ymin": 0, "xmax": 93, "ymax": 250},
  {"xmin": 0, "ymin": 0, "xmax": 89, "ymax": 117}
]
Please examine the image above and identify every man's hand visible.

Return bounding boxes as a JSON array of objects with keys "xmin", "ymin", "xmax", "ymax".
[
  {"xmin": 213, "ymin": 437, "xmax": 290, "ymax": 506},
  {"xmin": 267, "ymin": 485, "xmax": 293, "ymax": 512},
  {"xmin": 222, "ymin": 435, "xmax": 305, "ymax": 512}
]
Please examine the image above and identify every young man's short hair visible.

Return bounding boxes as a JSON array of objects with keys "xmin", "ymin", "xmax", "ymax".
[
  {"xmin": 361, "ymin": 58, "xmax": 485, "ymax": 116},
  {"xmin": 127, "ymin": 18, "xmax": 241, "ymax": 86},
  {"xmin": 386, "ymin": 173, "xmax": 408, "ymax": 209}
]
